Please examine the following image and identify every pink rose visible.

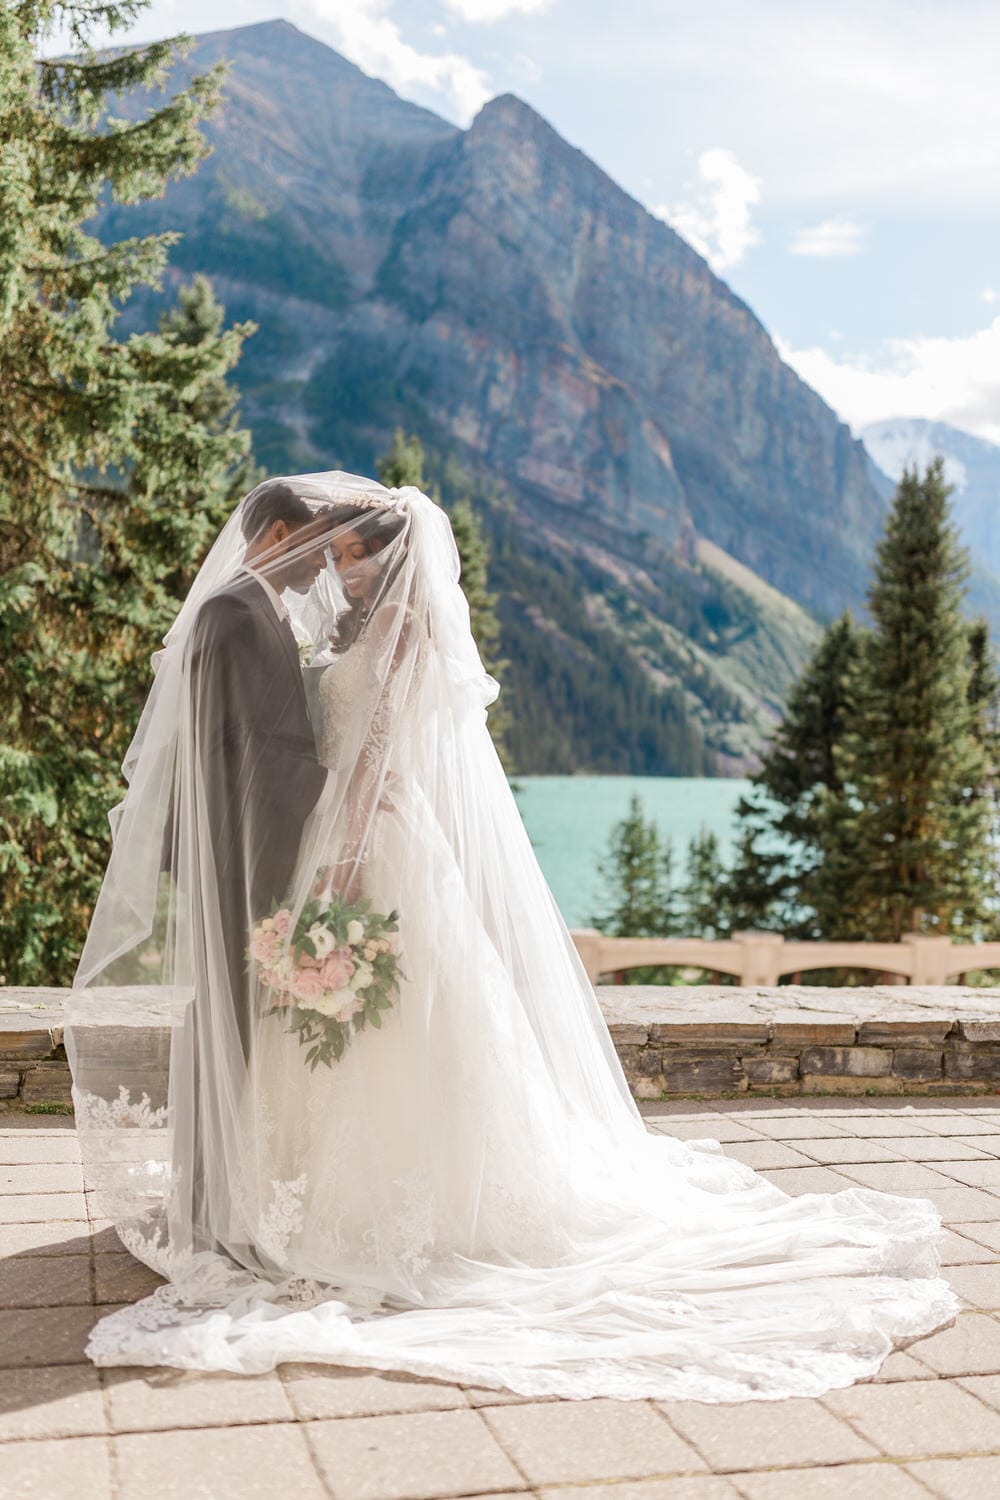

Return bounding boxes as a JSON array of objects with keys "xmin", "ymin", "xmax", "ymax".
[
  {"xmin": 271, "ymin": 909, "xmax": 293, "ymax": 938},
  {"xmin": 292, "ymin": 969, "xmax": 325, "ymax": 1006},
  {"xmin": 298, "ymin": 951, "xmax": 322, "ymax": 969},
  {"xmin": 250, "ymin": 929, "xmax": 280, "ymax": 966},
  {"xmin": 320, "ymin": 954, "xmax": 353, "ymax": 991}
]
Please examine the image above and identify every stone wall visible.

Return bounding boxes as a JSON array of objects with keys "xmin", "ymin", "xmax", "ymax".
[
  {"xmin": 600, "ymin": 986, "xmax": 1000, "ymax": 1098},
  {"xmin": 0, "ymin": 988, "xmax": 74, "ymax": 1109},
  {"xmin": 5, "ymin": 985, "xmax": 1000, "ymax": 1108}
]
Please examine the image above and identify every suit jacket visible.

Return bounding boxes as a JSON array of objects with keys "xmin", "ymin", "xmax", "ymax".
[
  {"xmin": 188, "ymin": 572, "xmax": 326, "ymax": 912},
  {"xmin": 185, "ymin": 573, "xmax": 327, "ymax": 1048}
]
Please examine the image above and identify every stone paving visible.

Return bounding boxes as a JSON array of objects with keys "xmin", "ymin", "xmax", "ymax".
[{"xmin": 6, "ymin": 1099, "xmax": 1000, "ymax": 1498}]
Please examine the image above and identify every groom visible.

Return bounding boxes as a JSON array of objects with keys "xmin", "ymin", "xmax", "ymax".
[
  {"xmin": 179, "ymin": 480, "xmax": 334, "ymax": 1251},
  {"xmin": 187, "ymin": 481, "xmax": 334, "ymax": 1050}
]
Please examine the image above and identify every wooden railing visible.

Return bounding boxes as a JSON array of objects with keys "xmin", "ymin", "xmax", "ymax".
[{"xmin": 569, "ymin": 929, "xmax": 1000, "ymax": 987}]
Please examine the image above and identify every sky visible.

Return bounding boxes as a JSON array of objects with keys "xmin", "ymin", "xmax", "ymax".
[{"xmin": 45, "ymin": 0, "xmax": 1000, "ymax": 442}]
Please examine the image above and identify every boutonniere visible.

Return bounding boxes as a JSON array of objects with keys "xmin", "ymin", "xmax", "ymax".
[{"xmin": 297, "ymin": 638, "xmax": 316, "ymax": 666}]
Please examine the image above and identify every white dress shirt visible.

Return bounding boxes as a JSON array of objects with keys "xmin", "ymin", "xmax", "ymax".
[{"xmin": 243, "ymin": 563, "xmax": 289, "ymax": 622}]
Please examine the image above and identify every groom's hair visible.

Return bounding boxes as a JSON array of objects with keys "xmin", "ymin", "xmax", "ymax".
[{"xmin": 240, "ymin": 480, "xmax": 314, "ymax": 541}]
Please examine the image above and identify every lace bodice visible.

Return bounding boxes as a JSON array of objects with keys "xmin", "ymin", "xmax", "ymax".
[{"xmin": 316, "ymin": 638, "xmax": 377, "ymax": 770}]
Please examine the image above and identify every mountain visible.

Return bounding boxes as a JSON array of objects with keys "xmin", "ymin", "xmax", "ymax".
[
  {"xmin": 98, "ymin": 18, "xmax": 893, "ymax": 773},
  {"xmin": 862, "ymin": 419, "xmax": 1000, "ymax": 637}
]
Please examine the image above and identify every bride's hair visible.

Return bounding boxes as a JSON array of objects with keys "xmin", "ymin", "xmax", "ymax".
[{"xmin": 327, "ymin": 505, "xmax": 408, "ymax": 653}]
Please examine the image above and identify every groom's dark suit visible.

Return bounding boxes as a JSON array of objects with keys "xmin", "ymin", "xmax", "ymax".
[
  {"xmin": 179, "ymin": 570, "xmax": 327, "ymax": 1251},
  {"xmin": 187, "ymin": 571, "xmax": 327, "ymax": 1048}
]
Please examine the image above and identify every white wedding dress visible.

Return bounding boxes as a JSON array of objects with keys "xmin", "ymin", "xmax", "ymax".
[{"xmin": 69, "ymin": 472, "xmax": 958, "ymax": 1400}]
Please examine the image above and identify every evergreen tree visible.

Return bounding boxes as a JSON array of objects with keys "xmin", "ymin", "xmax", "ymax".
[
  {"xmin": 967, "ymin": 618, "xmax": 1000, "ymax": 774},
  {"xmin": 0, "ymin": 4, "xmax": 253, "ymax": 984},
  {"xmin": 705, "ymin": 469, "xmax": 998, "ymax": 951},
  {"xmin": 827, "ymin": 461, "xmax": 992, "ymax": 940},
  {"xmin": 590, "ymin": 794, "xmax": 677, "ymax": 938},
  {"xmin": 449, "ymin": 499, "xmax": 503, "ymax": 682},
  {"xmin": 960, "ymin": 617, "xmax": 1000, "ymax": 936},
  {"xmin": 153, "ymin": 273, "xmax": 261, "ymax": 503},
  {"xmin": 481, "ymin": 508, "xmax": 709, "ymax": 777},
  {"xmin": 447, "ymin": 496, "xmax": 511, "ymax": 759},
  {"xmin": 720, "ymin": 613, "xmax": 861, "ymax": 937},
  {"xmin": 679, "ymin": 827, "xmax": 725, "ymax": 938},
  {"xmin": 376, "ymin": 427, "xmax": 425, "ymax": 490},
  {"xmin": 963, "ymin": 618, "xmax": 1000, "ymax": 942}
]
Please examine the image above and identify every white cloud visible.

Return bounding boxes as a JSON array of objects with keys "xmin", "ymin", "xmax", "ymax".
[
  {"xmin": 564, "ymin": 2, "xmax": 1000, "ymax": 213},
  {"xmin": 984, "ymin": 288, "xmax": 998, "ymax": 305},
  {"xmin": 777, "ymin": 316, "xmax": 1000, "ymax": 444},
  {"xmin": 653, "ymin": 148, "xmax": 761, "ymax": 273},
  {"xmin": 443, "ymin": 0, "xmax": 552, "ymax": 20},
  {"xmin": 789, "ymin": 216, "xmax": 866, "ymax": 258},
  {"xmin": 303, "ymin": 0, "xmax": 491, "ymax": 122}
]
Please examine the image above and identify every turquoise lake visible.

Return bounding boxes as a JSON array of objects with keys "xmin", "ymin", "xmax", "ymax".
[{"xmin": 510, "ymin": 776, "xmax": 749, "ymax": 929}]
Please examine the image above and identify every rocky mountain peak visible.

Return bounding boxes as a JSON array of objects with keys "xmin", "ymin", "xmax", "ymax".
[
  {"xmin": 470, "ymin": 91, "xmax": 551, "ymax": 135},
  {"xmin": 94, "ymin": 20, "xmax": 905, "ymax": 768}
]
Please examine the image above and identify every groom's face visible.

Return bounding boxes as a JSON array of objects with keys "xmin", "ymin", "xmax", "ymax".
[{"xmin": 257, "ymin": 518, "xmax": 330, "ymax": 595}]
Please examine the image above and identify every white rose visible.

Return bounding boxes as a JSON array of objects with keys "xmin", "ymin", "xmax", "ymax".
[
  {"xmin": 311, "ymin": 991, "xmax": 339, "ymax": 1018},
  {"xmin": 348, "ymin": 960, "xmax": 373, "ymax": 994},
  {"xmin": 306, "ymin": 923, "xmax": 336, "ymax": 960},
  {"xmin": 346, "ymin": 919, "xmax": 365, "ymax": 946}
]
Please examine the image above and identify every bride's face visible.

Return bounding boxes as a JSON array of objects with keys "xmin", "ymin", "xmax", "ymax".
[{"xmin": 331, "ymin": 529, "xmax": 377, "ymax": 601}]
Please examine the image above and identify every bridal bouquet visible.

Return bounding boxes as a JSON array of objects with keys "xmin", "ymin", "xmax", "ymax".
[{"xmin": 249, "ymin": 881, "xmax": 401, "ymax": 1068}]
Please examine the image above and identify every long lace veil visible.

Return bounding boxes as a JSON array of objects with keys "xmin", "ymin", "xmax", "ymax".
[{"xmin": 64, "ymin": 471, "xmax": 955, "ymax": 1400}]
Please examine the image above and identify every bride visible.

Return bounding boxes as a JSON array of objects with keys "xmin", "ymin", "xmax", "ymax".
[{"xmin": 66, "ymin": 471, "xmax": 956, "ymax": 1400}]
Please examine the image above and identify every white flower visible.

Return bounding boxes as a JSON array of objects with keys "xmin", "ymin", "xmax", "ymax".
[
  {"xmin": 346, "ymin": 919, "xmax": 365, "ymax": 945},
  {"xmin": 348, "ymin": 960, "xmax": 374, "ymax": 993},
  {"xmin": 336, "ymin": 992, "xmax": 364, "ymax": 1023},
  {"xmin": 311, "ymin": 991, "xmax": 340, "ymax": 1018},
  {"xmin": 313, "ymin": 986, "xmax": 361, "ymax": 1023},
  {"xmin": 306, "ymin": 923, "xmax": 336, "ymax": 960}
]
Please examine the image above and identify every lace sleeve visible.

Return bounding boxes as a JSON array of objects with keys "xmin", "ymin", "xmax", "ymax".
[
  {"xmin": 341, "ymin": 605, "xmax": 426, "ymax": 863},
  {"xmin": 362, "ymin": 603, "xmax": 426, "ymax": 765}
]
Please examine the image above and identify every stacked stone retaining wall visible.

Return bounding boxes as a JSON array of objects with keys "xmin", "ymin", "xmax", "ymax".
[
  {"xmin": 5, "ymin": 985, "xmax": 1000, "ymax": 1107},
  {"xmin": 599, "ymin": 986, "xmax": 1000, "ymax": 1098}
]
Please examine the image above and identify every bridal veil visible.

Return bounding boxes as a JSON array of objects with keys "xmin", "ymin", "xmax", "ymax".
[{"xmin": 65, "ymin": 472, "xmax": 956, "ymax": 1400}]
